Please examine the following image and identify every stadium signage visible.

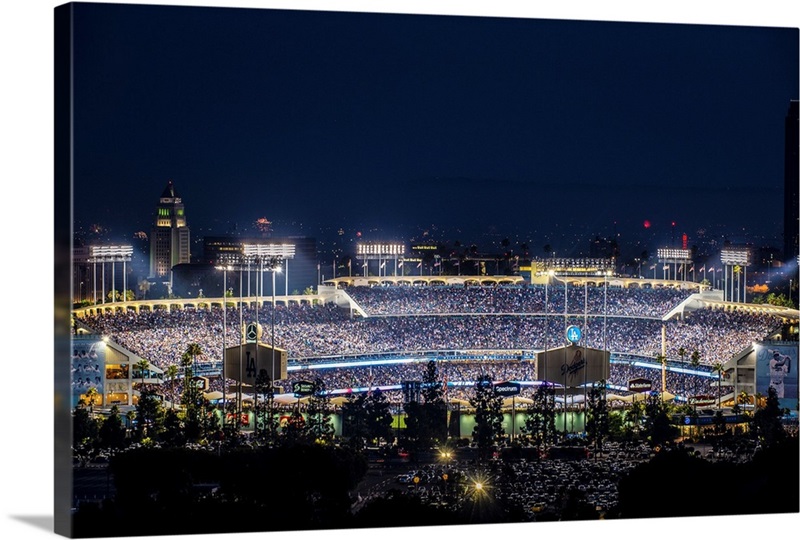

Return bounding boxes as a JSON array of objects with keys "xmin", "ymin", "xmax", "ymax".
[
  {"xmin": 560, "ymin": 352, "xmax": 585, "ymax": 379},
  {"xmin": 494, "ymin": 381, "xmax": 521, "ymax": 397},
  {"xmin": 292, "ymin": 380, "xmax": 316, "ymax": 397},
  {"xmin": 566, "ymin": 325, "xmax": 582, "ymax": 343},
  {"xmin": 245, "ymin": 322, "xmax": 259, "ymax": 343},
  {"xmin": 688, "ymin": 395, "xmax": 716, "ymax": 407},
  {"xmin": 628, "ymin": 378, "xmax": 652, "ymax": 393}
]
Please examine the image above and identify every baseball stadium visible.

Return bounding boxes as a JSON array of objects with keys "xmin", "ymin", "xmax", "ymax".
[{"xmin": 70, "ymin": 272, "xmax": 799, "ymax": 437}]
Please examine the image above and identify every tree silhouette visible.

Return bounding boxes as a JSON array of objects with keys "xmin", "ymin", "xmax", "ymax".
[
  {"xmin": 522, "ymin": 382, "xmax": 556, "ymax": 453},
  {"xmin": 342, "ymin": 391, "xmax": 369, "ymax": 452},
  {"xmin": 254, "ymin": 370, "xmax": 280, "ymax": 446},
  {"xmin": 98, "ymin": 405, "xmax": 127, "ymax": 451},
  {"xmin": 305, "ymin": 377, "xmax": 335, "ymax": 445},
  {"xmin": 470, "ymin": 373, "xmax": 504, "ymax": 461},
  {"xmin": 404, "ymin": 360, "xmax": 447, "ymax": 451},
  {"xmin": 365, "ymin": 387, "xmax": 395, "ymax": 446},
  {"xmin": 642, "ymin": 392, "xmax": 678, "ymax": 447},
  {"xmin": 585, "ymin": 380, "xmax": 609, "ymax": 454},
  {"xmin": 751, "ymin": 386, "xmax": 787, "ymax": 449},
  {"xmin": 165, "ymin": 364, "xmax": 179, "ymax": 410}
]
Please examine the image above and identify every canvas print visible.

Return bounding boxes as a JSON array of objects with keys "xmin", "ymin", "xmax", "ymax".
[{"xmin": 54, "ymin": 2, "xmax": 800, "ymax": 538}]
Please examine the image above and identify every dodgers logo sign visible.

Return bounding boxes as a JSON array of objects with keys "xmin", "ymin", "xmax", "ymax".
[{"xmin": 566, "ymin": 325, "xmax": 582, "ymax": 343}]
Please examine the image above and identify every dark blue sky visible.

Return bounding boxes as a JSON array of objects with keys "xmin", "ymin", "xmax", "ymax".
[{"xmin": 71, "ymin": 2, "xmax": 798, "ymax": 254}]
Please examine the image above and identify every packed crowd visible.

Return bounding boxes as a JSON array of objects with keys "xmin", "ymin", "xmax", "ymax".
[
  {"xmin": 346, "ymin": 284, "xmax": 693, "ymax": 318},
  {"xmin": 80, "ymin": 305, "xmax": 780, "ymax": 370},
  {"xmin": 76, "ymin": 286, "xmax": 782, "ymax": 402}
]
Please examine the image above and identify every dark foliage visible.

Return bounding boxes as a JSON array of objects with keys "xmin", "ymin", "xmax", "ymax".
[
  {"xmin": 614, "ymin": 438, "xmax": 799, "ymax": 519},
  {"xmin": 72, "ymin": 443, "xmax": 368, "ymax": 537},
  {"xmin": 352, "ymin": 489, "xmax": 460, "ymax": 528}
]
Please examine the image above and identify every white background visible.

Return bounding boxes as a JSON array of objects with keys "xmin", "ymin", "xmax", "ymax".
[{"xmin": 1, "ymin": 1, "xmax": 798, "ymax": 539}]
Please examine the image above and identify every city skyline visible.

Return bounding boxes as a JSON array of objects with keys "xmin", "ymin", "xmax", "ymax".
[{"xmin": 70, "ymin": 3, "xmax": 798, "ymax": 262}]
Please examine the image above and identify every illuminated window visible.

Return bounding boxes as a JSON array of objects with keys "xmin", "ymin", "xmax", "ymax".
[{"xmin": 105, "ymin": 364, "xmax": 129, "ymax": 379}]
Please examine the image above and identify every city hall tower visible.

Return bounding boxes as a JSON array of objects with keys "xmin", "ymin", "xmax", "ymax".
[{"xmin": 149, "ymin": 180, "xmax": 191, "ymax": 279}]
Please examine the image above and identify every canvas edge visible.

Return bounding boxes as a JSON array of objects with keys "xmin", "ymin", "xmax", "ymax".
[{"xmin": 55, "ymin": 2, "xmax": 75, "ymax": 537}]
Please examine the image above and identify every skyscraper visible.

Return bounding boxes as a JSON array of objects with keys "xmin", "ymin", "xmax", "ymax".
[
  {"xmin": 149, "ymin": 180, "xmax": 191, "ymax": 279},
  {"xmin": 785, "ymin": 100, "xmax": 799, "ymax": 263}
]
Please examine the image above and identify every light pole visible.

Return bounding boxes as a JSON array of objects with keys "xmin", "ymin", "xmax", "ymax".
[
  {"xmin": 238, "ymin": 263, "xmax": 244, "ymax": 421},
  {"xmin": 551, "ymin": 272, "xmax": 569, "ymax": 435},
  {"xmin": 216, "ymin": 265, "xmax": 232, "ymax": 424},
  {"xmin": 270, "ymin": 260, "xmax": 283, "ymax": 388}
]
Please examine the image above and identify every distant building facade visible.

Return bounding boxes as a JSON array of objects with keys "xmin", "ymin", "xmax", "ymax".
[
  {"xmin": 149, "ymin": 180, "xmax": 191, "ymax": 279},
  {"xmin": 589, "ymin": 235, "xmax": 619, "ymax": 260}
]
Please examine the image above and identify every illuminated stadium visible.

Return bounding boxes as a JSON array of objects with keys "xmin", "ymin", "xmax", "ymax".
[{"xmin": 72, "ymin": 277, "xmax": 799, "ymax": 434}]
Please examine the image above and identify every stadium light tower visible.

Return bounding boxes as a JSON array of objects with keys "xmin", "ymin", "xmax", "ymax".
[
  {"xmin": 720, "ymin": 248, "xmax": 750, "ymax": 303},
  {"xmin": 86, "ymin": 245, "xmax": 133, "ymax": 305},
  {"xmin": 215, "ymin": 264, "xmax": 232, "ymax": 419},
  {"xmin": 269, "ymin": 259, "xmax": 283, "ymax": 387},
  {"xmin": 657, "ymin": 247, "xmax": 691, "ymax": 283},
  {"xmin": 356, "ymin": 242, "xmax": 406, "ymax": 278}
]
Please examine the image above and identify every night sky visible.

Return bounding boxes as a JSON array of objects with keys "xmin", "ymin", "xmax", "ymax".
[{"xmin": 70, "ymin": 2, "xmax": 798, "ymax": 257}]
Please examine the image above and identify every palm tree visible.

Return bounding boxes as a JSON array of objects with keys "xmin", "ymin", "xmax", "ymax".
[
  {"xmin": 165, "ymin": 364, "xmax": 179, "ymax": 410},
  {"xmin": 84, "ymin": 386, "xmax": 99, "ymax": 415},
  {"xmin": 126, "ymin": 410, "xmax": 136, "ymax": 437},
  {"xmin": 628, "ymin": 401, "xmax": 644, "ymax": 439},
  {"xmin": 135, "ymin": 359, "xmax": 149, "ymax": 393},
  {"xmin": 677, "ymin": 347, "xmax": 687, "ymax": 399},
  {"xmin": 138, "ymin": 279, "xmax": 150, "ymax": 300},
  {"xmin": 754, "ymin": 392, "xmax": 765, "ymax": 410},
  {"xmin": 711, "ymin": 362, "xmax": 724, "ymax": 409},
  {"xmin": 737, "ymin": 391, "xmax": 751, "ymax": 417},
  {"xmin": 689, "ymin": 350, "xmax": 701, "ymax": 407},
  {"xmin": 184, "ymin": 343, "xmax": 203, "ymax": 373}
]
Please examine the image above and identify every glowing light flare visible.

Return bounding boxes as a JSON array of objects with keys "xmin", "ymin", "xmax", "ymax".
[
  {"xmin": 465, "ymin": 472, "xmax": 492, "ymax": 498},
  {"xmin": 643, "ymin": 220, "xmax": 651, "ymax": 229}
]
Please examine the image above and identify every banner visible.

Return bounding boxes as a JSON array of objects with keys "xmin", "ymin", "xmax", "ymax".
[
  {"xmin": 755, "ymin": 343, "xmax": 798, "ymax": 410},
  {"xmin": 628, "ymin": 378, "xmax": 652, "ymax": 393},
  {"xmin": 71, "ymin": 336, "xmax": 106, "ymax": 407}
]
